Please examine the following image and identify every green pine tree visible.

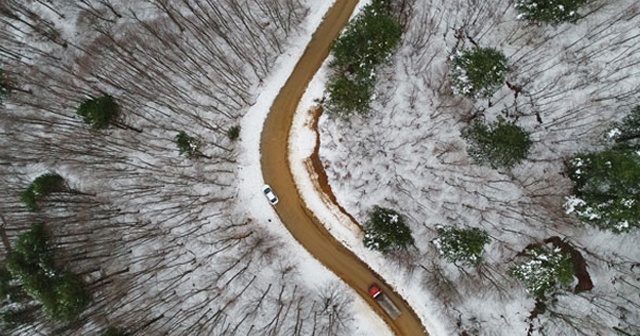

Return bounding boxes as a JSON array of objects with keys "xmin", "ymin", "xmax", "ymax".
[
  {"xmin": 19, "ymin": 189, "xmax": 37, "ymax": 213},
  {"xmin": 566, "ymin": 149, "xmax": 640, "ymax": 232},
  {"xmin": 175, "ymin": 131, "xmax": 200, "ymax": 158},
  {"xmin": 363, "ymin": 206, "xmax": 414, "ymax": 254},
  {"xmin": 0, "ymin": 266, "xmax": 28, "ymax": 305},
  {"xmin": 77, "ymin": 94, "xmax": 120, "ymax": 130},
  {"xmin": 330, "ymin": 0, "xmax": 401, "ymax": 76},
  {"xmin": 8, "ymin": 223, "xmax": 54, "ymax": 275},
  {"xmin": 6, "ymin": 223, "xmax": 90, "ymax": 322},
  {"xmin": 20, "ymin": 173, "xmax": 66, "ymax": 212},
  {"xmin": 325, "ymin": 73, "xmax": 373, "ymax": 117},
  {"xmin": 46, "ymin": 272, "xmax": 90, "ymax": 321},
  {"xmin": 515, "ymin": 0, "xmax": 588, "ymax": 24},
  {"xmin": 461, "ymin": 116, "xmax": 532, "ymax": 169},
  {"xmin": 433, "ymin": 226, "xmax": 490, "ymax": 267},
  {"xmin": 30, "ymin": 173, "xmax": 66, "ymax": 196},
  {"xmin": 6, "ymin": 223, "xmax": 55, "ymax": 301},
  {"xmin": 325, "ymin": 0, "xmax": 402, "ymax": 117},
  {"xmin": 0, "ymin": 267, "xmax": 13, "ymax": 300},
  {"xmin": 509, "ymin": 244, "xmax": 574, "ymax": 298},
  {"xmin": 175, "ymin": 131, "xmax": 210, "ymax": 159},
  {"xmin": 227, "ymin": 126, "xmax": 241, "ymax": 141},
  {"xmin": 450, "ymin": 47, "xmax": 509, "ymax": 99}
]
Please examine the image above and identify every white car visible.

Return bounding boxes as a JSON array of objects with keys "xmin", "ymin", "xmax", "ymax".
[{"xmin": 262, "ymin": 184, "xmax": 279, "ymax": 205}]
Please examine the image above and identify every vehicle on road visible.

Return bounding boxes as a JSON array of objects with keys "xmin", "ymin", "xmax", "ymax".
[
  {"xmin": 262, "ymin": 184, "xmax": 279, "ymax": 205},
  {"xmin": 368, "ymin": 283, "xmax": 401, "ymax": 320}
]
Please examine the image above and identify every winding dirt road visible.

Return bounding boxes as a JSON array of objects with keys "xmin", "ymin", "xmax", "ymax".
[{"xmin": 260, "ymin": 1, "xmax": 429, "ymax": 335}]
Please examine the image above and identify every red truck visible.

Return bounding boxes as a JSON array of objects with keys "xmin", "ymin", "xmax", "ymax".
[{"xmin": 368, "ymin": 283, "xmax": 401, "ymax": 320}]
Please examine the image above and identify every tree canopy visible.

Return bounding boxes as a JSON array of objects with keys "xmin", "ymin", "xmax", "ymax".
[
  {"xmin": 509, "ymin": 244, "xmax": 574, "ymax": 298},
  {"xmin": 175, "ymin": 131, "xmax": 200, "ymax": 158},
  {"xmin": 450, "ymin": 47, "xmax": 509, "ymax": 99},
  {"xmin": 227, "ymin": 125, "xmax": 241, "ymax": 141},
  {"xmin": 324, "ymin": 73, "xmax": 373, "ymax": 117},
  {"xmin": 20, "ymin": 173, "xmax": 66, "ymax": 212},
  {"xmin": 6, "ymin": 223, "xmax": 90, "ymax": 322},
  {"xmin": 515, "ymin": 0, "xmax": 588, "ymax": 24},
  {"xmin": 565, "ymin": 149, "xmax": 640, "ymax": 233},
  {"xmin": 77, "ymin": 94, "xmax": 120, "ymax": 130},
  {"xmin": 47, "ymin": 272, "xmax": 90, "ymax": 321},
  {"xmin": 325, "ymin": 0, "xmax": 402, "ymax": 117},
  {"xmin": 330, "ymin": 0, "xmax": 402, "ymax": 76},
  {"xmin": 433, "ymin": 226, "xmax": 490, "ymax": 267},
  {"xmin": 363, "ymin": 206, "xmax": 414, "ymax": 254},
  {"xmin": 461, "ymin": 117, "xmax": 532, "ymax": 169}
]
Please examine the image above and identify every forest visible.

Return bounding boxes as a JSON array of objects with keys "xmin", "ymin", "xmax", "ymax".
[
  {"xmin": 318, "ymin": 0, "xmax": 640, "ymax": 335},
  {"xmin": 1, "ymin": 0, "xmax": 639, "ymax": 335},
  {"xmin": 0, "ymin": 0, "xmax": 355, "ymax": 335}
]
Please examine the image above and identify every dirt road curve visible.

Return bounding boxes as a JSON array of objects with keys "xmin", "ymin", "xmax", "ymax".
[{"xmin": 260, "ymin": 1, "xmax": 429, "ymax": 335}]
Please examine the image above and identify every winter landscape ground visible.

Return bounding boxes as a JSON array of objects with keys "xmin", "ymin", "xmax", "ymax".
[{"xmin": 1, "ymin": 0, "xmax": 639, "ymax": 336}]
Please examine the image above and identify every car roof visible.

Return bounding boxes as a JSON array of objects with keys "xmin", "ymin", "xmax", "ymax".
[{"xmin": 368, "ymin": 284, "xmax": 381, "ymax": 296}]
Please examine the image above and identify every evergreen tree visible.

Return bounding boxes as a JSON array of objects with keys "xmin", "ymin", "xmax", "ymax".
[
  {"xmin": 19, "ymin": 190, "xmax": 37, "ymax": 212},
  {"xmin": 509, "ymin": 244, "xmax": 574, "ymax": 298},
  {"xmin": 175, "ymin": 131, "xmax": 200, "ymax": 158},
  {"xmin": 77, "ymin": 94, "xmax": 120, "ymax": 130},
  {"xmin": 29, "ymin": 173, "xmax": 66, "ymax": 196},
  {"xmin": 227, "ymin": 126, "xmax": 241, "ymax": 141},
  {"xmin": 6, "ymin": 223, "xmax": 90, "ymax": 322},
  {"xmin": 330, "ymin": 0, "xmax": 401, "ymax": 76},
  {"xmin": 433, "ymin": 226, "xmax": 490, "ymax": 267},
  {"xmin": 325, "ymin": 0, "xmax": 401, "ymax": 117},
  {"xmin": 450, "ymin": 47, "xmax": 509, "ymax": 99},
  {"xmin": 7, "ymin": 223, "xmax": 54, "ymax": 277},
  {"xmin": 565, "ymin": 149, "xmax": 640, "ymax": 233},
  {"xmin": 515, "ymin": 0, "xmax": 588, "ymax": 24},
  {"xmin": 607, "ymin": 105, "xmax": 640, "ymax": 150},
  {"xmin": 461, "ymin": 117, "xmax": 532, "ymax": 169},
  {"xmin": 6, "ymin": 223, "xmax": 56, "ymax": 307},
  {"xmin": 20, "ymin": 173, "xmax": 66, "ymax": 212},
  {"xmin": 46, "ymin": 272, "xmax": 90, "ymax": 321},
  {"xmin": 325, "ymin": 73, "xmax": 373, "ymax": 117},
  {"xmin": 363, "ymin": 206, "xmax": 414, "ymax": 254}
]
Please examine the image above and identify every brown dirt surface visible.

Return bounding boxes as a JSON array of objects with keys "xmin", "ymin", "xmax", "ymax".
[
  {"xmin": 307, "ymin": 107, "xmax": 361, "ymax": 228},
  {"xmin": 260, "ymin": 1, "xmax": 429, "ymax": 335}
]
